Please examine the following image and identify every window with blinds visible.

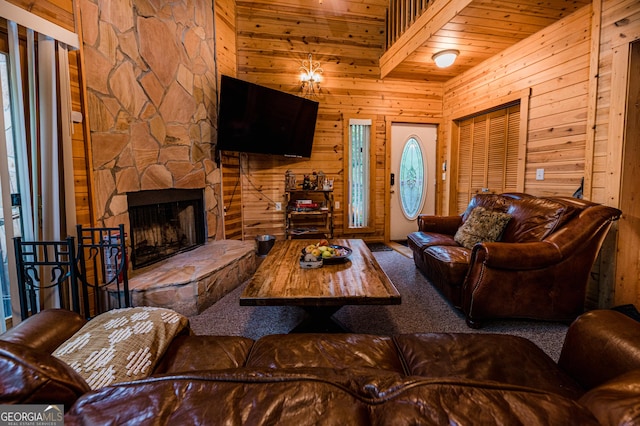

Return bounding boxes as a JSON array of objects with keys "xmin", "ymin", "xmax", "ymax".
[
  {"xmin": 348, "ymin": 119, "xmax": 371, "ymax": 228},
  {"xmin": 455, "ymin": 103, "xmax": 521, "ymax": 213}
]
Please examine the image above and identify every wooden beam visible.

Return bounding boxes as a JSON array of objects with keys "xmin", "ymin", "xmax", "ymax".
[
  {"xmin": 0, "ymin": 0, "xmax": 79, "ymax": 48},
  {"xmin": 380, "ymin": 0, "xmax": 473, "ymax": 79}
]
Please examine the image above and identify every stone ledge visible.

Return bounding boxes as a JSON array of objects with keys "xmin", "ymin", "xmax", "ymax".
[{"xmin": 127, "ymin": 240, "xmax": 257, "ymax": 316}]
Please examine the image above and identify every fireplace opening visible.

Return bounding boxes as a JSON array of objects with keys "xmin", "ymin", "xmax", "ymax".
[{"xmin": 127, "ymin": 189, "xmax": 206, "ymax": 269}]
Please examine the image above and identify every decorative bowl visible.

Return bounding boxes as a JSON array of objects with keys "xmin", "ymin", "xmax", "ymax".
[{"xmin": 322, "ymin": 245, "xmax": 352, "ymax": 264}]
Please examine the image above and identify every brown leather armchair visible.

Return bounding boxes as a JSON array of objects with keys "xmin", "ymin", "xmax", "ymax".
[{"xmin": 408, "ymin": 193, "xmax": 621, "ymax": 327}]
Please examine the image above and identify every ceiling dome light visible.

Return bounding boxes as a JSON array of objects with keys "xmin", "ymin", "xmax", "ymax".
[{"xmin": 432, "ymin": 50, "xmax": 459, "ymax": 68}]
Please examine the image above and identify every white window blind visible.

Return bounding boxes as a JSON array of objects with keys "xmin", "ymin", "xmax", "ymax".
[{"xmin": 348, "ymin": 119, "xmax": 371, "ymax": 228}]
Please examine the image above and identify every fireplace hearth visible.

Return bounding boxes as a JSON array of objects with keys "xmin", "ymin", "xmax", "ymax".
[{"xmin": 127, "ymin": 189, "xmax": 206, "ymax": 269}]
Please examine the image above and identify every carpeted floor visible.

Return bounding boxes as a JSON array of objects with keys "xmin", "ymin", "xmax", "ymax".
[
  {"xmin": 365, "ymin": 242, "xmax": 393, "ymax": 252},
  {"xmin": 189, "ymin": 250, "xmax": 569, "ymax": 361}
]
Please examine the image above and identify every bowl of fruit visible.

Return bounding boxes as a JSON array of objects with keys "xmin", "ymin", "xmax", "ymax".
[{"xmin": 300, "ymin": 240, "xmax": 352, "ymax": 268}]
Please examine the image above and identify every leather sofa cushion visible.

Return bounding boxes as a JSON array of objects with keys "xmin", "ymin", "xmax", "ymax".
[
  {"xmin": 407, "ymin": 231, "xmax": 457, "ymax": 252},
  {"xmin": 0, "ymin": 341, "xmax": 90, "ymax": 407},
  {"xmin": 461, "ymin": 193, "xmax": 515, "ymax": 221},
  {"xmin": 246, "ymin": 334, "xmax": 406, "ymax": 373},
  {"xmin": 395, "ymin": 333, "xmax": 583, "ymax": 400},
  {"xmin": 424, "ymin": 245, "xmax": 470, "ymax": 265},
  {"xmin": 423, "ymin": 246, "xmax": 470, "ymax": 282},
  {"xmin": 64, "ymin": 371, "xmax": 599, "ymax": 425},
  {"xmin": 459, "ymin": 194, "xmax": 578, "ymax": 243},
  {"xmin": 502, "ymin": 198, "xmax": 578, "ymax": 242},
  {"xmin": 154, "ymin": 335, "xmax": 254, "ymax": 373}
]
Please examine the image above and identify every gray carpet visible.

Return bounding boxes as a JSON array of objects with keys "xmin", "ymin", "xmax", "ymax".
[
  {"xmin": 189, "ymin": 250, "xmax": 568, "ymax": 361},
  {"xmin": 366, "ymin": 242, "xmax": 394, "ymax": 252}
]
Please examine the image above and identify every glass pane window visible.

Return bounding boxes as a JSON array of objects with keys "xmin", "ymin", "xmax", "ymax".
[
  {"xmin": 348, "ymin": 119, "xmax": 371, "ymax": 228},
  {"xmin": 1, "ymin": 53, "xmax": 23, "ymax": 326},
  {"xmin": 399, "ymin": 137, "xmax": 425, "ymax": 219}
]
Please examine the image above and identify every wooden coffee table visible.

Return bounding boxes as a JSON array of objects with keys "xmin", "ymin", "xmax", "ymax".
[{"xmin": 240, "ymin": 239, "xmax": 401, "ymax": 332}]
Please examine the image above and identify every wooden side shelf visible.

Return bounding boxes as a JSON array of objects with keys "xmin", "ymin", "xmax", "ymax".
[{"xmin": 285, "ymin": 190, "xmax": 334, "ymax": 239}]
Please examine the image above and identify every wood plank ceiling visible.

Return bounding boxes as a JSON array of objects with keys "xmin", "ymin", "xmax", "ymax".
[{"xmin": 380, "ymin": 0, "xmax": 592, "ymax": 81}]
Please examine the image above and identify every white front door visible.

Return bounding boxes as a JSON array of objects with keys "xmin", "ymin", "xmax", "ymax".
[{"xmin": 390, "ymin": 123, "xmax": 437, "ymax": 241}]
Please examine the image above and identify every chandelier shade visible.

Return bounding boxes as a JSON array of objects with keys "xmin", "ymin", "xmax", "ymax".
[{"xmin": 300, "ymin": 53, "xmax": 323, "ymax": 96}]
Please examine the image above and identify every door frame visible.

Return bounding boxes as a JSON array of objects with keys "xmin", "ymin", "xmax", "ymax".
[
  {"xmin": 610, "ymin": 39, "xmax": 640, "ymax": 307},
  {"xmin": 384, "ymin": 116, "xmax": 441, "ymax": 242}
]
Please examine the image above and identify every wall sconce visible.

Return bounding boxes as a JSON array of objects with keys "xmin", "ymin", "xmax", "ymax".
[
  {"xmin": 300, "ymin": 53, "xmax": 323, "ymax": 96},
  {"xmin": 432, "ymin": 49, "xmax": 459, "ymax": 68}
]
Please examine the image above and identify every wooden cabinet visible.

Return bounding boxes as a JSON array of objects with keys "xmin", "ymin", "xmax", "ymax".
[{"xmin": 285, "ymin": 190, "xmax": 333, "ymax": 239}]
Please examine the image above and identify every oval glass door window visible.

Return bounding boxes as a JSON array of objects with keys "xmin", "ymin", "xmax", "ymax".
[{"xmin": 399, "ymin": 137, "xmax": 425, "ymax": 219}]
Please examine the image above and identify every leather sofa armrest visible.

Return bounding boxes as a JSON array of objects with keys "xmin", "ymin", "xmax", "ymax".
[
  {"xmin": 558, "ymin": 310, "xmax": 640, "ymax": 390},
  {"xmin": 0, "ymin": 340, "xmax": 90, "ymax": 407},
  {"xmin": 471, "ymin": 241, "xmax": 563, "ymax": 270},
  {"xmin": 417, "ymin": 215, "xmax": 462, "ymax": 235},
  {"xmin": 579, "ymin": 369, "xmax": 640, "ymax": 426},
  {"xmin": 1, "ymin": 309, "xmax": 87, "ymax": 354},
  {"xmin": 545, "ymin": 206, "xmax": 620, "ymax": 255}
]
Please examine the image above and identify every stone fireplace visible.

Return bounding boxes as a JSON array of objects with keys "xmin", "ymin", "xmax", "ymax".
[
  {"xmin": 127, "ymin": 189, "xmax": 206, "ymax": 269},
  {"xmin": 80, "ymin": 0, "xmax": 258, "ymax": 316},
  {"xmin": 123, "ymin": 187, "xmax": 257, "ymax": 316},
  {"xmin": 81, "ymin": 0, "xmax": 223, "ymax": 238}
]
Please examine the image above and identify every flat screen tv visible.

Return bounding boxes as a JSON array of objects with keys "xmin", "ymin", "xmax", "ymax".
[{"xmin": 217, "ymin": 75, "xmax": 319, "ymax": 158}]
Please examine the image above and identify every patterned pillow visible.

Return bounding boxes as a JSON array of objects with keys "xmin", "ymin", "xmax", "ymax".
[
  {"xmin": 454, "ymin": 206, "xmax": 512, "ymax": 249},
  {"xmin": 53, "ymin": 307, "xmax": 188, "ymax": 390}
]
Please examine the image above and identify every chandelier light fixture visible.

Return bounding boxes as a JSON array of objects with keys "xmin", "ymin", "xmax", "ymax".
[
  {"xmin": 300, "ymin": 53, "xmax": 323, "ymax": 96},
  {"xmin": 432, "ymin": 49, "xmax": 459, "ymax": 68}
]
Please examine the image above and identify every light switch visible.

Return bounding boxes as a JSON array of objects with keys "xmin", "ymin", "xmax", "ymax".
[{"xmin": 536, "ymin": 168, "xmax": 545, "ymax": 180}]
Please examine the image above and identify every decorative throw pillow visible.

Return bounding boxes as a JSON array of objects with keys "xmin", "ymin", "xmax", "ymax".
[
  {"xmin": 53, "ymin": 307, "xmax": 188, "ymax": 390},
  {"xmin": 454, "ymin": 206, "xmax": 512, "ymax": 249}
]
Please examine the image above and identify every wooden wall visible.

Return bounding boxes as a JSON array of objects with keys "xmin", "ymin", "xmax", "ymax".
[
  {"xmin": 232, "ymin": 0, "xmax": 443, "ymax": 242},
  {"xmin": 591, "ymin": 0, "xmax": 640, "ymax": 206},
  {"xmin": 69, "ymin": 49, "xmax": 92, "ymax": 226},
  {"xmin": 441, "ymin": 5, "xmax": 592, "ymax": 213},
  {"xmin": 592, "ymin": 0, "xmax": 640, "ymax": 308},
  {"xmin": 215, "ymin": 0, "xmax": 238, "ymax": 79},
  {"xmin": 214, "ymin": 0, "xmax": 244, "ymax": 240}
]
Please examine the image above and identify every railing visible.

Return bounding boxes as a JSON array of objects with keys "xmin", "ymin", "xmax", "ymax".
[{"xmin": 386, "ymin": 0, "xmax": 431, "ymax": 49}]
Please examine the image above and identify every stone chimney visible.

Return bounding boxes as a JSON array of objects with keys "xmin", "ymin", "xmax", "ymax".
[{"xmin": 79, "ymin": 0, "xmax": 221, "ymax": 239}]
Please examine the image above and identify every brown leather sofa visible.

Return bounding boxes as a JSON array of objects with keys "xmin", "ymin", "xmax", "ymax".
[
  {"xmin": 1, "ymin": 308, "xmax": 639, "ymax": 425},
  {"xmin": 408, "ymin": 193, "xmax": 621, "ymax": 327}
]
